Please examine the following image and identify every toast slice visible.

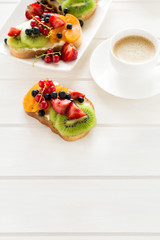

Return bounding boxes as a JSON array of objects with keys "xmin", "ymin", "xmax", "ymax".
[
  {"xmin": 46, "ymin": 0, "xmax": 98, "ymax": 21},
  {"xmin": 23, "ymin": 80, "xmax": 96, "ymax": 141},
  {"xmin": 7, "ymin": 13, "xmax": 82, "ymax": 59}
]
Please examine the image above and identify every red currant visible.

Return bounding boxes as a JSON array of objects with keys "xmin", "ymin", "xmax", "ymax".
[
  {"xmin": 42, "ymin": 28, "xmax": 49, "ymax": 36},
  {"xmin": 35, "ymin": 94, "xmax": 42, "ymax": 102},
  {"xmin": 46, "ymin": 79, "xmax": 53, "ymax": 86},
  {"xmin": 34, "ymin": 16, "xmax": 41, "ymax": 21},
  {"xmin": 52, "ymin": 54, "xmax": 61, "ymax": 63},
  {"xmin": 44, "ymin": 55, "xmax": 52, "ymax": 63},
  {"xmin": 39, "ymin": 80, "xmax": 46, "ymax": 88},
  {"xmin": 40, "ymin": 88, "xmax": 48, "ymax": 95},
  {"xmin": 30, "ymin": 19, "xmax": 37, "ymax": 28},
  {"xmin": 48, "ymin": 85, "xmax": 56, "ymax": 94},
  {"xmin": 47, "ymin": 48, "xmax": 54, "ymax": 54},
  {"xmin": 44, "ymin": 9, "xmax": 49, "ymax": 13},
  {"xmin": 38, "ymin": 24, "xmax": 43, "ymax": 32},
  {"xmin": 40, "ymin": 100, "xmax": 48, "ymax": 110}
]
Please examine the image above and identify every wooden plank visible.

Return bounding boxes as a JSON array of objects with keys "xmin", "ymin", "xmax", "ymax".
[
  {"xmin": 0, "ymin": 237, "xmax": 160, "ymax": 239},
  {"xmin": 1, "ymin": 79, "xmax": 160, "ymax": 125},
  {"xmin": 1, "ymin": 180, "xmax": 160, "ymax": 232},
  {"xmin": 0, "ymin": 127, "xmax": 160, "ymax": 176}
]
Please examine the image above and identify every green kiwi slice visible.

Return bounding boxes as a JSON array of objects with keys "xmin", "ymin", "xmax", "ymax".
[
  {"xmin": 7, "ymin": 36, "xmax": 28, "ymax": 48},
  {"xmin": 61, "ymin": 0, "xmax": 96, "ymax": 18},
  {"xmin": 21, "ymin": 29, "xmax": 48, "ymax": 49},
  {"xmin": 49, "ymin": 108, "xmax": 58, "ymax": 124},
  {"xmin": 54, "ymin": 102, "xmax": 97, "ymax": 137}
]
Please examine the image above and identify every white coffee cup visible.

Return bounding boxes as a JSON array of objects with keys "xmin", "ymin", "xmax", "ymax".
[{"xmin": 110, "ymin": 28, "xmax": 160, "ymax": 78}]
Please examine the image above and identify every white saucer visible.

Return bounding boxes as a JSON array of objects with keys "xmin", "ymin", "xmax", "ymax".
[{"xmin": 90, "ymin": 39, "xmax": 160, "ymax": 99}]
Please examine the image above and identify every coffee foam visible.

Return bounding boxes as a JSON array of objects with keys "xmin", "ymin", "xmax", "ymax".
[{"xmin": 113, "ymin": 35, "xmax": 156, "ymax": 63}]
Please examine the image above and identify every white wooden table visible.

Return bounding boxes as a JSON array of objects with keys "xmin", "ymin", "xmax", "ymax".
[{"xmin": 1, "ymin": 0, "xmax": 160, "ymax": 239}]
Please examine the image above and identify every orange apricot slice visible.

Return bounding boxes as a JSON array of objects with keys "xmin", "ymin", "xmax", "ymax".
[
  {"xmin": 23, "ymin": 83, "xmax": 41, "ymax": 113},
  {"xmin": 49, "ymin": 14, "xmax": 81, "ymax": 44}
]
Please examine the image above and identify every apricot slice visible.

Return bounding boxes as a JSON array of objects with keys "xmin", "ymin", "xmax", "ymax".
[
  {"xmin": 49, "ymin": 14, "xmax": 81, "ymax": 43},
  {"xmin": 64, "ymin": 14, "xmax": 81, "ymax": 43},
  {"xmin": 23, "ymin": 83, "xmax": 41, "ymax": 113},
  {"xmin": 55, "ymin": 84, "xmax": 68, "ymax": 94}
]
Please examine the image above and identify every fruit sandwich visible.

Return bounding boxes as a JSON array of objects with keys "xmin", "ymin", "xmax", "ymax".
[
  {"xmin": 5, "ymin": 0, "xmax": 97, "ymax": 63},
  {"xmin": 23, "ymin": 79, "xmax": 97, "ymax": 141}
]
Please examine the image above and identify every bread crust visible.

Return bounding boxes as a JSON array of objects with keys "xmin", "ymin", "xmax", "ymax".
[
  {"xmin": 25, "ymin": 97, "xmax": 95, "ymax": 141},
  {"xmin": 46, "ymin": 0, "xmax": 98, "ymax": 21}
]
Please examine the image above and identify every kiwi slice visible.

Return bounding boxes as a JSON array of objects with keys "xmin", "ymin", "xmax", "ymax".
[
  {"xmin": 21, "ymin": 29, "xmax": 48, "ymax": 49},
  {"xmin": 49, "ymin": 108, "xmax": 58, "ymax": 124},
  {"xmin": 61, "ymin": 0, "xmax": 96, "ymax": 18},
  {"xmin": 54, "ymin": 102, "xmax": 97, "ymax": 137},
  {"xmin": 7, "ymin": 36, "xmax": 28, "ymax": 48}
]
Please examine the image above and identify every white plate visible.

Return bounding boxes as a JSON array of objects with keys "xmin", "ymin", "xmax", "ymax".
[
  {"xmin": 0, "ymin": 0, "xmax": 112, "ymax": 71},
  {"xmin": 90, "ymin": 39, "xmax": 160, "ymax": 99}
]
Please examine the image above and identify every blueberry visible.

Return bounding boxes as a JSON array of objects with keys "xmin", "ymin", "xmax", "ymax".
[
  {"xmin": 41, "ymin": 55, "xmax": 45, "ymax": 60},
  {"xmin": 45, "ymin": 17, "xmax": 50, "ymax": 23},
  {"xmin": 64, "ymin": 8, "xmax": 69, "ymax": 14},
  {"xmin": 79, "ymin": 19, "xmax": 84, "ymax": 28},
  {"xmin": 78, "ymin": 97, "xmax": 84, "ymax": 103},
  {"xmin": 57, "ymin": 32, "xmax": 63, "ymax": 39},
  {"xmin": 45, "ymin": 14, "xmax": 51, "ymax": 18},
  {"xmin": 51, "ymin": 91, "xmax": 57, "ymax": 99},
  {"xmin": 65, "ymin": 93, "xmax": 71, "ymax": 100},
  {"xmin": 59, "ymin": 5, "xmax": 62, "ymax": 11},
  {"xmin": 59, "ymin": 91, "xmax": 66, "ymax": 99},
  {"xmin": 41, "ymin": 17, "xmax": 45, "ymax": 21},
  {"xmin": 38, "ymin": 110, "xmax": 45, "ymax": 117},
  {"xmin": 33, "ymin": 27, "xmax": 40, "ymax": 34},
  {"xmin": 44, "ymin": 93, "xmax": 51, "ymax": 100},
  {"xmin": 4, "ymin": 38, "xmax": 7, "ymax": 44},
  {"xmin": 31, "ymin": 89, "xmax": 39, "ymax": 97},
  {"xmin": 25, "ymin": 29, "xmax": 32, "ymax": 36},
  {"xmin": 70, "ymin": 99, "xmax": 75, "ymax": 103},
  {"xmin": 41, "ymin": 0, "xmax": 47, "ymax": 4},
  {"xmin": 67, "ymin": 23, "xmax": 72, "ymax": 30}
]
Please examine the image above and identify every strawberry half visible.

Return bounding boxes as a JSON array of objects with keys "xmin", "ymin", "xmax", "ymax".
[
  {"xmin": 25, "ymin": 2, "xmax": 44, "ymax": 20},
  {"xmin": 68, "ymin": 88, "xmax": 85, "ymax": 100},
  {"xmin": 49, "ymin": 15, "xmax": 65, "ymax": 29},
  {"xmin": 62, "ymin": 43, "xmax": 78, "ymax": 62},
  {"xmin": 8, "ymin": 27, "xmax": 21, "ymax": 36},
  {"xmin": 51, "ymin": 98, "xmax": 71, "ymax": 115},
  {"xmin": 67, "ymin": 102, "xmax": 86, "ymax": 119}
]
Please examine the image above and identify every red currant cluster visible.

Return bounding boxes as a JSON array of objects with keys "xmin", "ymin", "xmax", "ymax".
[
  {"xmin": 30, "ymin": 16, "xmax": 50, "ymax": 36},
  {"xmin": 42, "ymin": 48, "xmax": 61, "ymax": 64},
  {"xmin": 32, "ymin": 79, "xmax": 56, "ymax": 111}
]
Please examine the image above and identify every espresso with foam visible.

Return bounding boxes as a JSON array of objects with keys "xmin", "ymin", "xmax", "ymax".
[{"xmin": 113, "ymin": 35, "xmax": 156, "ymax": 63}]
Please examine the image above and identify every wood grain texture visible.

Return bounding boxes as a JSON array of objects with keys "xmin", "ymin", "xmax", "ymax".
[
  {"xmin": 0, "ymin": 180, "xmax": 160, "ymax": 232},
  {"xmin": 0, "ymin": 127, "xmax": 160, "ymax": 176}
]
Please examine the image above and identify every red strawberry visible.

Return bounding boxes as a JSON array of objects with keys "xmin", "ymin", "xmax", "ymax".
[
  {"xmin": 25, "ymin": 3, "xmax": 44, "ymax": 20},
  {"xmin": 49, "ymin": 15, "xmax": 65, "ymax": 29},
  {"xmin": 61, "ymin": 43, "xmax": 78, "ymax": 62},
  {"xmin": 68, "ymin": 89, "xmax": 85, "ymax": 100},
  {"xmin": 67, "ymin": 102, "xmax": 86, "ymax": 119},
  {"xmin": 51, "ymin": 98, "xmax": 71, "ymax": 115},
  {"xmin": 8, "ymin": 27, "xmax": 21, "ymax": 36}
]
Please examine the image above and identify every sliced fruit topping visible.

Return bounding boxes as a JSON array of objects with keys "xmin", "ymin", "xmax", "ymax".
[
  {"xmin": 49, "ymin": 15, "xmax": 65, "ymax": 29},
  {"xmin": 8, "ymin": 27, "xmax": 21, "ymax": 37},
  {"xmin": 61, "ymin": 43, "xmax": 78, "ymax": 62},
  {"xmin": 49, "ymin": 108, "xmax": 58, "ymax": 124},
  {"xmin": 54, "ymin": 102, "xmax": 96, "ymax": 137},
  {"xmin": 55, "ymin": 84, "xmax": 68, "ymax": 95},
  {"xmin": 25, "ymin": 2, "xmax": 44, "ymax": 20},
  {"xmin": 49, "ymin": 14, "xmax": 81, "ymax": 44},
  {"xmin": 51, "ymin": 98, "xmax": 71, "ymax": 115},
  {"xmin": 67, "ymin": 88, "xmax": 85, "ymax": 100},
  {"xmin": 67, "ymin": 102, "xmax": 86, "ymax": 119},
  {"xmin": 61, "ymin": 0, "xmax": 96, "ymax": 19},
  {"xmin": 23, "ymin": 83, "xmax": 41, "ymax": 113}
]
